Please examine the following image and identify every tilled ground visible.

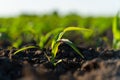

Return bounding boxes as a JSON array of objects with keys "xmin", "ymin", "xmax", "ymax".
[{"xmin": 0, "ymin": 44, "xmax": 120, "ymax": 80}]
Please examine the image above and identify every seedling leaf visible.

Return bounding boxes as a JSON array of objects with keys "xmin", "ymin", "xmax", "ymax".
[
  {"xmin": 51, "ymin": 27, "xmax": 92, "ymax": 49},
  {"xmin": 60, "ymin": 39, "xmax": 84, "ymax": 58},
  {"xmin": 63, "ymin": 27, "xmax": 91, "ymax": 32},
  {"xmin": 113, "ymin": 12, "xmax": 120, "ymax": 49},
  {"xmin": 52, "ymin": 41, "xmax": 61, "ymax": 58},
  {"xmin": 13, "ymin": 46, "xmax": 36, "ymax": 55},
  {"xmin": 39, "ymin": 28, "xmax": 63, "ymax": 48}
]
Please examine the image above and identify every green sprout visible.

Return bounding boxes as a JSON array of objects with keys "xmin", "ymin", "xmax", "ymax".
[
  {"xmin": 113, "ymin": 12, "xmax": 120, "ymax": 50},
  {"xmin": 50, "ymin": 27, "xmax": 92, "ymax": 65}
]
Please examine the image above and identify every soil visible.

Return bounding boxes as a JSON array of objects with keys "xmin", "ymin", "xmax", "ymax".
[{"xmin": 0, "ymin": 43, "xmax": 120, "ymax": 80}]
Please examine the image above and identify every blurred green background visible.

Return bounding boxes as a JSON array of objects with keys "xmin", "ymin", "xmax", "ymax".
[
  {"xmin": 0, "ymin": 12, "xmax": 113, "ymax": 48},
  {"xmin": 1, "ymin": 0, "xmax": 119, "ymax": 48}
]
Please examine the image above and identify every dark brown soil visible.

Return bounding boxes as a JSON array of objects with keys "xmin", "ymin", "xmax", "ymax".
[{"xmin": 0, "ymin": 43, "xmax": 120, "ymax": 80}]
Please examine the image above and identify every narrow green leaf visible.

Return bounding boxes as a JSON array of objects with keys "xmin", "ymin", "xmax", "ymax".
[
  {"xmin": 60, "ymin": 39, "xmax": 84, "ymax": 58},
  {"xmin": 51, "ymin": 27, "xmax": 92, "ymax": 49},
  {"xmin": 40, "ymin": 28, "xmax": 63, "ymax": 48},
  {"xmin": 13, "ymin": 46, "xmax": 36, "ymax": 55},
  {"xmin": 113, "ymin": 12, "xmax": 120, "ymax": 40},
  {"xmin": 60, "ymin": 27, "xmax": 91, "ymax": 41},
  {"xmin": 63, "ymin": 27, "xmax": 91, "ymax": 32},
  {"xmin": 51, "ymin": 41, "xmax": 61, "ymax": 58},
  {"xmin": 113, "ymin": 12, "xmax": 120, "ymax": 49},
  {"xmin": 51, "ymin": 32, "xmax": 64, "ymax": 49}
]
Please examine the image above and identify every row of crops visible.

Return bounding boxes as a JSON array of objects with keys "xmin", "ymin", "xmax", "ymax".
[{"xmin": 0, "ymin": 12, "xmax": 113, "ymax": 48}]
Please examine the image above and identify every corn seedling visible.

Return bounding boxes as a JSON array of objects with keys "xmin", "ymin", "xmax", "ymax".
[
  {"xmin": 50, "ymin": 27, "xmax": 92, "ymax": 65},
  {"xmin": 113, "ymin": 12, "xmax": 120, "ymax": 50}
]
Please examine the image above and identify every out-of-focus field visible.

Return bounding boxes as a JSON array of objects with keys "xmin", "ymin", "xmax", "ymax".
[{"xmin": 0, "ymin": 12, "xmax": 113, "ymax": 48}]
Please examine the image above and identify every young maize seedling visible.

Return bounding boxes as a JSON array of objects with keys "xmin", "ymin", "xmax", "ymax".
[
  {"xmin": 113, "ymin": 12, "xmax": 120, "ymax": 50},
  {"xmin": 50, "ymin": 27, "xmax": 92, "ymax": 65}
]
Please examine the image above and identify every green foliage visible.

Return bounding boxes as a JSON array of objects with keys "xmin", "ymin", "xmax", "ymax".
[
  {"xmin": 39, "ymin": 28, "xmax": 63, "ymax": 49},
  {"xmin": 113, "ymin": 12, "xmax": 120, "ymax": 50},
  {"xmin": 0, "ymin": 13, "xmax": 112, "ymax": 49},
  {"xmin": 51, "ymin": 27, "xmax": 92, "ymax": 48},
  {"xmin": 50, "ymin": 27, "xmax": 92, "ymax": 64}
]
